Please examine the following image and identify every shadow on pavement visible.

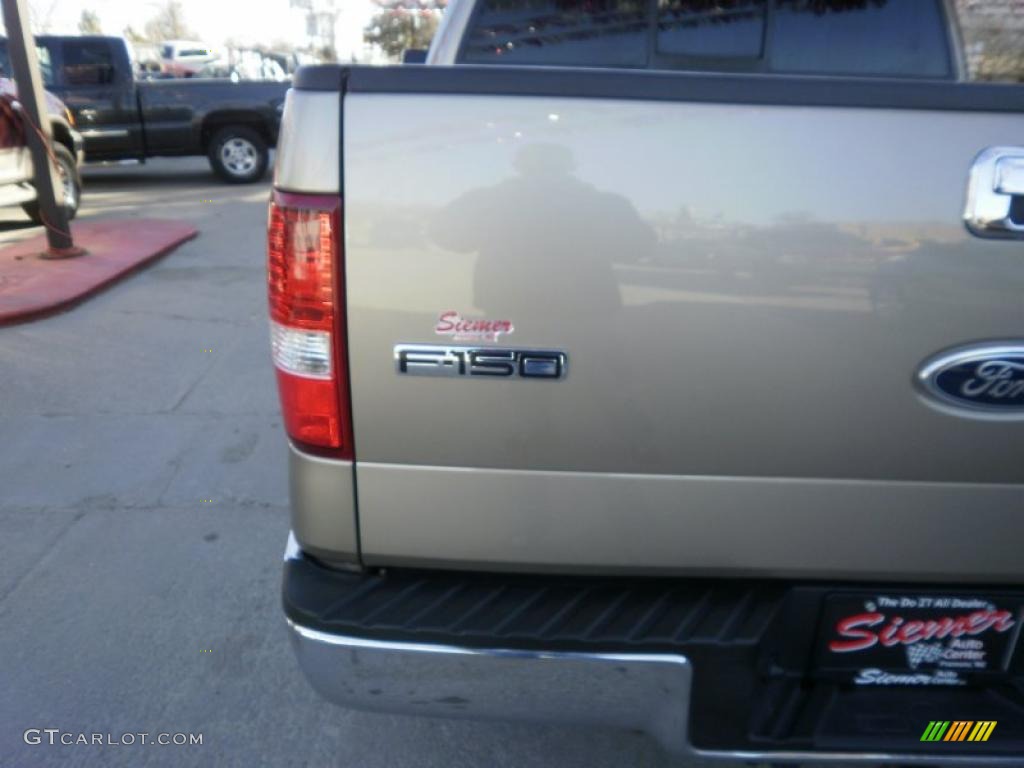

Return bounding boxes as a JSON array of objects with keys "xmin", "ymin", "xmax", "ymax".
[{"xmin": 82, "ymin": 168, "xmax": 229, "ymax": 188}]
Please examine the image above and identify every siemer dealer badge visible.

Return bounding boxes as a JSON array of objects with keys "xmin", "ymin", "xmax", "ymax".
[{"xmin": 814, "ymin": 593, "xmax": 1024, "ymax": 686}]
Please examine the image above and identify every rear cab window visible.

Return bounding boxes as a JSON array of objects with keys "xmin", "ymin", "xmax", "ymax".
[
  {"xmin": 656, "ymin": 0, "xmax": 766, "ymax": 60},
  {"xmin": 461, "ymin": 0, "xmax": 649, "ymax": 68},
  {"xmin": 60, "ymin": 41, "xmax": 117, "ymax": 86},
  {"xmin": 458, "ymin": 0, "xmax": 956, "ymax": 79},
  {"xmin": 769, "ymin": 1, "xmax": 951, "ymax": 78}
]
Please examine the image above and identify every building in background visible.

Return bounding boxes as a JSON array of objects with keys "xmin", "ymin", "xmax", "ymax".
[{"xmin": 287, "ymin": 0, "xmax": 336, "ymax": 59}]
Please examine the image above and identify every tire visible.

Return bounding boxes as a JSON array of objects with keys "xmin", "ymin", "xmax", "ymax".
[
  {"xmin": 207, "ymin": 125, "xmax": 269, "ymax": 184},
  {"xmin": 23, "ymin": 144, "xmax": 81, "ymax": 225}
]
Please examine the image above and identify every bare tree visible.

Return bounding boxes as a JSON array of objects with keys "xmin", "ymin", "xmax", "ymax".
[
  {"xmin": 27, "ymin": 0, "xmax": 60, "ymax": 33},
  {"xmin": 123, "ymin": 25, "xmax": 148, "ymax": 44},
  {"xmin": 79, "ymin": 9, "xmax": 102, "ymax": 35},
  {"xmin": 144, "ymin": 1, "xmax": 196, "ymax": 41}
]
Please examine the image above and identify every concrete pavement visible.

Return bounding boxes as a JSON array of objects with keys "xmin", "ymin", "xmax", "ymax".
[
  {"xmin": 0, "ymin": 219, "xmax": 196, "ymax": 326},
  {"xmin": 0, "ymin": 158, "xmax": 696, "ymax": 768}
]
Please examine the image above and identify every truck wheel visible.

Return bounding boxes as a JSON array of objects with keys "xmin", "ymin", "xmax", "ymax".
[
  {"xmin": 208, "ymin": 125, "xmax": 269, "ymax": 183},
  {"xmin": 23, "ymin": 144, "xmax": 81, "ymax": 225}
]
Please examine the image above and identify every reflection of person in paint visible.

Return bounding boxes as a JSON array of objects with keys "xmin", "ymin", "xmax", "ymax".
[{"xmin": 431, "ymin": 143, "xmax": 654, "ymax": 320}]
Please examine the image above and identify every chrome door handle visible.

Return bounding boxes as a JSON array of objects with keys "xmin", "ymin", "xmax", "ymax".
[{"xmin": 965, "ymin": 147, "xmax": 1024, "ymax": 238}]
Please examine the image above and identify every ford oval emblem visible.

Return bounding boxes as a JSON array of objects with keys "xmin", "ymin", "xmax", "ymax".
[{"xmin": 918, "ymin": 343, "xmax": 1024, "ymax": 418}]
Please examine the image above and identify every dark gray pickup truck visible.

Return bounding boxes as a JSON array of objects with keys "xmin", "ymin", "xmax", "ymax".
[{"xmin": 0, "ymin": 35, "xmax": 288, "ymax": 182}]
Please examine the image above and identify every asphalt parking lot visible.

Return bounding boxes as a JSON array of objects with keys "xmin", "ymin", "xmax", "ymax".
[{"xmin": 0, "ymin": 158, "xmax": 723, "ymax": 768}]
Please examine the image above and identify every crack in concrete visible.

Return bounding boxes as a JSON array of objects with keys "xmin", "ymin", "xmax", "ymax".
[
  {"xmin": 115, "ymin": 309, "xmax": 254, "ymax": 327},
  {"xmin": 0, "ymin": 509, "xmax": 86, "ymax": 606},
  {"xmin": 1, "ymin": 499, "xmax": 285, "ymax": 515},
  {"xmin": 155, "ymin": 453, "xmax": 185, "ymax": 508},
  {"xmin": 169, "ymin": 354, "xmax": 219, "ymax": 413}
]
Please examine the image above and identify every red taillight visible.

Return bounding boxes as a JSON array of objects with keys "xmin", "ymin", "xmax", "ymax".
[{"xmin": 267, "ymin": 190, "xmax": 352, "ymax": 459}]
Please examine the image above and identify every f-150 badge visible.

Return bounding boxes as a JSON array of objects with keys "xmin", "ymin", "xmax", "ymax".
[
  {"xmin": 917, "ymin": 343, "xmax": 1024, "ymax": 417},
  {"xmin": 395, "ymin": 345, "xmax": 566, "ymax": 380}
]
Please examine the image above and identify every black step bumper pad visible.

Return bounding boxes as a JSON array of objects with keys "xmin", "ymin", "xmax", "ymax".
[{"xmin": 284, "ymin": 555, "xmax": 1024, "ymax": 760}]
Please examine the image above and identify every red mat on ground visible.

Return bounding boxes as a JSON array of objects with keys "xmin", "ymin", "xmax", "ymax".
[{"xmin": 0, "ymin": 218, "xmax": 197, "ymax": 325}]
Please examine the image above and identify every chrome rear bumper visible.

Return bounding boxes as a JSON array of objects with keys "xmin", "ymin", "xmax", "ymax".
[
  {"xmin": 287, "ymin": 620, "xmax": 1024, "ymax": 765},
  {"xmin": 288, "ymin": 620, "xmax": 692, "ymax": 752}
]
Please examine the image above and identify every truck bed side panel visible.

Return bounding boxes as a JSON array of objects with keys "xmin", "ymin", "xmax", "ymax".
[{"xmin": 343, "ymin": 85, "xmax": 1024, "ymax": 578}]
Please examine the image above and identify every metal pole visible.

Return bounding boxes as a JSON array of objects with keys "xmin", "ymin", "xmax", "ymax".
[{"xmin": 1, "ymin": 0, "xmax": 80, "ymax": 256}]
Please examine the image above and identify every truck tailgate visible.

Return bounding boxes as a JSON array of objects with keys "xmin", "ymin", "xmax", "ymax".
[{"xmin": 340, "ymin": 68, "xmax": 1024, "ymax": 579}]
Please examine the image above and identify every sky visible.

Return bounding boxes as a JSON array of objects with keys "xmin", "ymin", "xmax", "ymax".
[{"xmin": 24, "ymin": 0, "xmax": 378, "ymax": 56}]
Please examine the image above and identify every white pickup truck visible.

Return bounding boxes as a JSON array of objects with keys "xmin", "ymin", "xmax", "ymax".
[{"xmin": 270, "ymin": 1, "xmax": 1024, "ymax": 763}]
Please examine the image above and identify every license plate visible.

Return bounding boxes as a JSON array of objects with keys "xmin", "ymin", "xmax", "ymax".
[{"xmin": 814, "ymin": 592, "xmax": 1024, "ymax": 686}]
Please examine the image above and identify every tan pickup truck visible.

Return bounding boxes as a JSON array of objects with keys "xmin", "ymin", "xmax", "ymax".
[{"xmin": 269, "ymin": 1, "xmax": 1024, "ymax": 763}]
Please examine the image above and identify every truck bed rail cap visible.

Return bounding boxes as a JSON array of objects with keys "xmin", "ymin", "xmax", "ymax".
[{"xmin": 294, "ymin": 63, "xmax": 1024, "ymax": 114}]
